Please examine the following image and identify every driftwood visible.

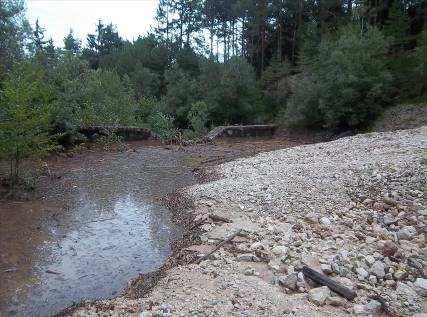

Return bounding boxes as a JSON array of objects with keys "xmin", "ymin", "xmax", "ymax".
[
  {"xmin": 302, "ymin": 266, "xmax": 357, "ymax": 300},
  {"xmin": 194, "ymin": 229, "xmax": 242, "ymax": 264}
]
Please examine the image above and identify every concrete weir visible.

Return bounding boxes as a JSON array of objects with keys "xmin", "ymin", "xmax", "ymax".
[
  {"xmin": 79, "ymin": 126, "xmax": 152, "ymax": 141},
  {"xmin": 205, "ymin": 124, "xmax": 277, "ymax": 141}
]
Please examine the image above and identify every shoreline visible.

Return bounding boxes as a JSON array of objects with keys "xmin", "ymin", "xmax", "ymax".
[{"xmin": 64, "ymin": 127, "xmax": 426, "ymax": 317}]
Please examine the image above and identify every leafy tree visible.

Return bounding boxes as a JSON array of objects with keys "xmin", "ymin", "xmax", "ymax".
[
  {"xmin": 0, "ymin": 0, "xmax": 30, "ymax": 71},
  {"xmin": 148, "ymin": 111, "xmax": 177, "ymax": 139},
  {"xmin": 187, "ymin": 100, "xmax": 209, "ymax": 135},
  {"xmin": 285, "ymin": 26, "xmax": 393, "ymax": 130},
  {"xmin": 0, "ymin": 61, "xmax": 56, "ymax": 186}
]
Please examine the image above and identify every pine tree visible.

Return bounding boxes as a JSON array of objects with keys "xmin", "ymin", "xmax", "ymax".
[{"xmin": 64, "ymin": 29, "xmax": 81, "ymax": 54}]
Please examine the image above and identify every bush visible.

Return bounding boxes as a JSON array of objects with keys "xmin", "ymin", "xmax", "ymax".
[
  {"xmin": 148, "ymin": 111, "xmax": 177, "ymax": 140},
  {"xmin": 187, "ymin": 101, "xmax": 209, "ymax": 136},
  {"xmin": 285, "ymin": 26, "xmax": 393, "ymax": 130},
  {"xmin": 0, "ymin": 61, "xmax": 57, "ymax": 186}
]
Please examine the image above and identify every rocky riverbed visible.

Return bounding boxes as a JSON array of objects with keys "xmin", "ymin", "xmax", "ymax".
[{"xmin": 67, "ymin": 127, "xmax": 426, "ymax": 317}]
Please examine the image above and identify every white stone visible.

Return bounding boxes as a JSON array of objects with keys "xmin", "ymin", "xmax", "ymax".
[
  {"xmin": 370, "ymin": 261, "xmax": 386, "ymax": 278},
  {"xmin": 271, "ymin": 245, "xmax": 288, "ymax": 256},
  {"xmin": 414, "ymin": 278, "xmax": 427, "ymax": 297},
  {"xmin": 320, "ymin": 217, "xmax": 332, "ymax": 226},
  {"xmin": 308, "ymin": 286, "xmax": 330, "ymax": 306},
  {"xmin": 356, "ymin": 267, "xmax": 369, "ymax": 280},
  {"xmin": 397, "ymin": 226, "xmax": 417, "ymax": 240},
  {"xmin": 305, "ymin": 212, "xmax": 319, "ymax": 224}
]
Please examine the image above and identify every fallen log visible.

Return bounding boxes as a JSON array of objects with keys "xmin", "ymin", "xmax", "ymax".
[
  {"xmin": 302, "ymin": 266, "xmax": 357, "ymax": 300},
  {"xmin": 194, "ymin": 229, "xmax": 242, "ymax": 264}
]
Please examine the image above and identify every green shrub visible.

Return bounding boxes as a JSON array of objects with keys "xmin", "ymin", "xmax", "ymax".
[
  {"xmin": 285, "ymin": 26, "xmax": 393, "ymax": 130},
  {"xmin": 0, "ymin": 61, "xmax": 57, "ymax": 186},
  {"xmin": 187, "ymin": 101, "xmax": 209, "ymax": 136},
  {"xmin": 148, "ymin": 111, "xmax": 177, "ymax": 140}
]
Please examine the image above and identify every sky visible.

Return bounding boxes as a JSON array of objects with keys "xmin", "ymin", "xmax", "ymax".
[{"xmin": 26, "ymin": 0, "xmax": 159, "ymax": 47}]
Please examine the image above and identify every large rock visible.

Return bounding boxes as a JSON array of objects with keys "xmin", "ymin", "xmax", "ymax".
[
  {"xmin": 278, "ymin": 273, "xmax": 298, "ymax": 290},
  {"xmin": 308, "ymin": 286, "xmax": 330, "ymax": 306},
  {"xmin": 370, "ymin": 261, "xmax": 386, "ymax": 279},
  {"xmin": 397, "ymin": 226, "xmax": 417, "ymax": 240},
  {"xmin": 353, "ymin": 300, "xmax": 382, "ymax": 315},
  {"xmin": 414, "ymin": 278, "xmax": 427, "ymax": 297},
  {"xmin": 271, "ymin": 245, "xmax": 288, "ymax": 256},
  {"xmin": 381, "ymin": 240, "xmax": 398, "ymax": 257}
]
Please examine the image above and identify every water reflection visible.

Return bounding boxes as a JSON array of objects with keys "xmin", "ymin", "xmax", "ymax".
[{"xmin": 0, "ymin": 147, "xmax": 193, "ymax": 317}]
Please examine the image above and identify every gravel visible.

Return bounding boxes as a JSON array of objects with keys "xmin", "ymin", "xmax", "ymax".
[{"xmin": 69, "ymin": 126, "xmax": 426, "ymax": 317}]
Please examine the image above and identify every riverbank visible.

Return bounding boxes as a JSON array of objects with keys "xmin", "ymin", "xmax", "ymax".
[
  {"xmin": 65, "ymin": 126, "xmax": 426, "ymax": 317},
  {"xmin": 1, "ymin": 136, "xmax": 313, "ymax": 317}
]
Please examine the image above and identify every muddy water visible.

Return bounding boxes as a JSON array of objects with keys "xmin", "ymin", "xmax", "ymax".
[{"xmin": 0, "ymin": 147, "xmax": 196, "ymax": 317}]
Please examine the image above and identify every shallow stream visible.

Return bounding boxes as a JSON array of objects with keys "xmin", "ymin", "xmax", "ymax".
[{"xmin": 0, "ymin": 146, "xmax": 195, "ymax": 316}]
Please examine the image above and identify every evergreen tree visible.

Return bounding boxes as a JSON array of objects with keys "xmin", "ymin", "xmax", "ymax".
[{"xmin": 63, "ymin": 29, "xmax": 82, "ymax": 54}]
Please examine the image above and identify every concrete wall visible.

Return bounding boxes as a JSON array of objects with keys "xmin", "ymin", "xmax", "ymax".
[
  {"xmin": 205, "ymin": 125, "xmax": 276, "ymax": 141},
  {"xmin": 79, "ymin": 126, "xmax": 152, "ymax": 141}
]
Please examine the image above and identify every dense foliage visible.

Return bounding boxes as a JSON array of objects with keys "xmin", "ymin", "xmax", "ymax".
[{"xmin": 0, "ymin": 0, "xmax": 426, "ymax": 183}]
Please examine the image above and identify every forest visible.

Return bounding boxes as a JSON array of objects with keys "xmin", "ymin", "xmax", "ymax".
[{"xmin": 0, "ymin": 0, "xmax": 426, "ymax": 183}]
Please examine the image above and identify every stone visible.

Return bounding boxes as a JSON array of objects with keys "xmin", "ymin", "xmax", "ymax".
[
  {"xmin": 368, "ymin": 275, "xmax": 378, "ymax": 285},
  {"xmin": 397, "ymin": 226, "xmax": 417, "ymax": 240},
  {"xmin": 244, "ymin": 267, "xmax": 255, "ymax": 276},
  {"xmin": 305, "ymin": 212, "xmax": 319, "ymax": 224},
  {"xmin": 353, "ymin": 300, "xmax": 382, "ymax": 315},
  {"xmin": 371, "ymin": 261, "xmax": 386, "ymax": 279},
  {"xmin": 366, "ymin": 300, "xmax": 382, "ymax": 314},
  {"xmin": 356, "ymin": 267, "xmax": 369, "ymax": 281},
  {"xmin": 393, "ymin": 270, "xmax": 407, "ymax": 281},
  {"xmin": 278, "ymin": 273, "xmax": 298, "ymax": 290},
  {"xmin": 383, "ymin": 194, "xmax": 397, "ymax": 206},
  {"xmin": 382, "ymin": 240, "xmax": 398, "ymax": 257},
  {"xmin": 139, "ymin": 312, "xmax": 152, "ymax": 317},
  {"xmin": 383, "ymin": 214, "xmax": 396, "ymax": 225},
  {"xmin": 320, "ymin": 217, "xmax": 332, "ymax": 226},
  {"xmin": 271, "ymin": 245, "xmax": 288, "ymax": 256},
  {"xmin": 326, "ymin": 296, "xmax": 346, "ymax": 307},
  {"xmin": 414, "ymin": 278, "xmax": 427, "ymax": 297},
  {"xmin": 365, "ymin": 255, "xmax": 376, "ymax": 266},
  {"xmin": 418, "ymin": 209, "xmax": 427, "ymax": 216},
  {"xmin": 333, "ymin": 277, "xmax": 355, "ymax": 291},
  {"xmin": 308, "ymin": 286, "xmax": 330, "ymax": 306},
  {"xmin": 321, "ymin": 264, "xmax": 333, "ymax": 275},
  {"xmin": 237, "ymin": 253, "xmax": 259, "ymax": 262},
  {"xmin": 396, "ymin": 282, "xmax": 417, "ymax": 298}
]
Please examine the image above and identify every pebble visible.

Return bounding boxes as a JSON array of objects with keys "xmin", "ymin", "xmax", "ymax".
[
  {"xmin": 320, "ymin": 217, "xmax": 332, "ymax": 226},
  {"xmin": 278, "ymin": 273, "xmax": 298, "ymax": 290},
  {"xmin": 305, "ymin": 212, "xmax": 319, "ymax": 224},
  {"xmin": 271, "ymin": 245, "xmax": 288, "ymax": 256},
  {"xmin": 397, "ymin": 226, "xmax": 417, "ymax": 240},
  {"xmin": 321, "ymin": 264, "xmax": 333, "ymax": 275},
  {"xmin": 381, "ymin": 240, "xmax": 398, "ymax": 257},
  {"xmin": 308, "ymin": 286, "xmax": 330, "ymax": 306},
  {"xmin": 368, "ymin": 275, "xmax": 378, "ymax": 285},
  {"xmin": 236, "ymin": 254, "xmax": 259, "ymax": 262},
  {"xmin": 370, "ymin": 261, "xmax": 386, "ymax": 279},
  {"xmin": 356, "ymin": 267, "xmax": 369, "ymax": 280}
]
